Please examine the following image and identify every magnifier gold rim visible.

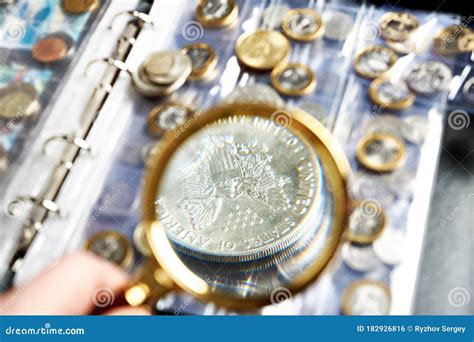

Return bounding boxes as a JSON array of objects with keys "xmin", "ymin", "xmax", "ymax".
[
  {"xmin": 344, "ymin": 200, "xmax": 387, "ymax": 244},
  {"xmin": 282, "ymin": 8, "xmax": 325, "ymax": 42},
  {"xmin": 141, "ymin": 102, "xmax": 350, "ymax": 310},
  {"xmin": 195, "ymin": 0, "xmax": 238, "ymax": 28},
  {"xmin": 341, "ymin": 279, "xmax": 391, "ymax": 315},
  {"xmin": 356, "ymin": 132, "xmax": 406, "ymax": 173},
  {"xmin": 353, "ymin": 45, "xmax": 398, "ymax": 79},
  {"xmin": 368, "ymin": 76, "xmax": 415, "ymax": 111},
  {"xmin": 180, "ymin": 43, "xmax": 218, "ymax": 80},
  {"xmin": 271, "ymin": 63, "xmax": 317, "ymax": 96}
]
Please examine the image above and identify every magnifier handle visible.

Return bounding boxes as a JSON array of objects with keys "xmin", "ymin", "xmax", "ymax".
[{"xmin": 125, "ymin": 257, "xmax": 175, "ymax": 308}]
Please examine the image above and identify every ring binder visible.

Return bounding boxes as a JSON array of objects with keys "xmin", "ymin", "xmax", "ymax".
[
  {"xmin": 42, "ymin": 135, "xmax": 94, "ymax": 156},
  {"xmin": 1, "ymin": 2, "xmax": 154, "ymax": 289},
  {"xmin": 108, "ymin": 10, "xmax": 156, "ymax": 30},
  {"xmin": 84, "ymin": 57, "xmax": 131, "ymax": 77},
  {"xmin": 14, "ymin": 196, "xmax": 66, "ymax": 218}
]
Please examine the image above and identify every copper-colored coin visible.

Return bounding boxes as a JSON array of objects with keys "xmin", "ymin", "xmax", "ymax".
[
  {"xmin": 61, "ymin": 0, "xmax": 99, "ymax": 14},
  {"xmin": 32, "ymin": 37, "xmax": 68, "ymax": 63}
]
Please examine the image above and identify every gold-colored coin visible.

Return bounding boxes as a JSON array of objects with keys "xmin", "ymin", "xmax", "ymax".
[
  {"xmin": 195, "ymin": 0, "xmax": 238, "ymax": 28},
  {"xmin": 353, "ymin": 45, "xmax": 398, "ymax": 79},
  {"xmin": 0, "ymin": 82, "xmax": 40, "ymax": 120},
  {"xmin": 356, "ymin": 132, "xmax": 406, "ymax": 172},
  {"xmin": 379, "ymin": 12, "xmax": 419, "ymax": 42},
  {"xmin": 147, "ymin": 102, "xmax": 193, "ymax": 137},
  {"xmin": 271, "ymin": 63, "xmax": 316, "ymax": 96},
  {"xmin": 61, "ymin": 0, "xmax": 99, "ymax": 14},
  {"xmin": 433, "ymin": 25, "xmax": 471, "ymax": 55},
  {"xmin": 368, "ymin": 76, "xmax": 415, "ymax": 110},
  {"xmin": 345, "ymin": 200, "xmax": 387, "ymax": 244},
  {"xmin": 341, "ymin": 279, "xmax": 391, "ymax": 315},
  {"xmin": 235, "ymin": 30, "xmax": 291, "ymax": 71},
  {"xmin": 282, "ymin": 8, "xmax": 324, "ymax": 42},
  {"xmin": 180, "ymin": 43, "xmax": 218, "ymax": 80},
  {"xmin": 458, "ymin": 32, "xmax": 474, "ymax": 52},
  {"xmin": 84, "ymin": 230, "xmax": 133, "ymax": 268}
]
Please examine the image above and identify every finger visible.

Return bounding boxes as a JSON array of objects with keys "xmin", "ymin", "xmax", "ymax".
[
  {"xmin": 104, "ymin": 306, "xmax": 151, "ymax": 316},
  {"xmin": 0, "ymin": 252, "xmax": 130, "ymax": 315}
]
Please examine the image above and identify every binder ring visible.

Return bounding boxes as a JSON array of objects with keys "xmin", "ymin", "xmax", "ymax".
[
  {"xmin": 42, "ymin": 135, "xmax": 94, "ymax": 156},
  {"xmin": 14, "ymin": 196, "xmax": 66, "ymax": 218},
  {"xmin": 118, "ymin": 35, "xmax": 137, "ymax": 46},
  {"xmin": 84, "ymin": 58, "xmax": 131, "ymax": 77},
  {"xmin": 108, "ymin": 10, "xmax": 156, "ymax": 30}
]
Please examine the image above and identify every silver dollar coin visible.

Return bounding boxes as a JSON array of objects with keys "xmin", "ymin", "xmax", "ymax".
[
  {"xmin": 261, "ymin": 4, "xmax": 290, "ymax": 30},
  {"xmin": 297, "ymin": 101, "xmax": 328, "ymax": 125},
  {"xmin": 341, "ymin": 241, "xmax": 380, "ymax": 272},
  {"xmin": 406, "ymin": 61, "xmax": 452, "ymax": 95},
  {"xmin": 401, "ymin": 114, "xmax": 429, "ymax": 144},
  {"xmin": 462, "ymin": 77, "xmax": 474, "ymax": 104},
  {"xmin": 157, "ymin": 116, "xmax": 321, "ymax": 261},
  {"xmin": 223, "ymin": 83, "xmax": 284, "ymax": 108},
  {"xmin": 323, "ymin": 10, "xmax": 353, "ymax": 41},
  {"xmin": 373, "ymin": 228, "xmax": 405, "ymax": 266}
]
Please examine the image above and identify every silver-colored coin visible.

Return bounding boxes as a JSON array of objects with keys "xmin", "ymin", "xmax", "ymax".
[
  {"xmin": 348, "ymin": 205, "xmax": 384, "ymax": 242},
  {"xmin": 200, "ymin": 0, "xmax": 232, "ymax": 21},
  {"xmin": 341, "ymin": 241, "xmax": 379, "ymax": 272},
  {"xmin": 376, "ymin": 79, "xmax": 412, "ymax": 104},
  {"xmin": 462, "ymin": 77, "xmax": 474, "ymax": 104},
  {"xmin": 140, "ymin": 142, "xmax": 159, "ymax": 164},
  {"xmin": 297, "ymin": 101, "xmax": 328, "ymax": 125},
  {"xmin": 0, "ymin": 144, "xmax": 9, "ymax": 175},
  {"xmin": 185, "ymin": 45, "xmax": 211, "ymax": 70},
  {"xmin": 323, "ymin": 10, "xmax": 353, "ymax": 41},
  {"xmin": 363, "ymin": 137, "xmax": 402, "ymax": 167},
  {"xmin": 349, "ymin": 173, "xmax": 395, "ymax": 207},
  {"xmin": 155, "ymin": 106, "xmax": 188, "ymax": 131},
  {"xmin": 157, "ymin": 116, "xmax": 321, "ymax": 261},
  {"xmin": 406, "ymin": 61, "xmax": 452, "ymax": 95},
  {"xmin": 401, "ymin": 114, "xmax": 429, "ymax": 144},
  {"xmin": 143, "ymin": 51, "xmax": 192, "ymax": 85},
  {"xmin": 356, "ymin": 47, "xmax": 396, "ymax": 79},
  {"xmin": 373, "ymin": 228, "xmax": 405, "ymax": 266},
  {"xmin": 343, "ymin": 280, "xmax": 391, "ymax": 315},
  {"xmin": 133, "ymin": 223, "xmax": 152, "ymax": 256},
  {"xmin": 365, "ymin": 114, "xmax": 402, "ymax": 138},
  {"xmin": 261, "ymin": 4, "xmax": 290, "ymax": 30},
  {"xmin": 388, "ymin": 169, "xmax": 415, "ymax": 198},
  {"xmin": 223, "ymin": 83, "xmax": 284, "ymax": 108}
]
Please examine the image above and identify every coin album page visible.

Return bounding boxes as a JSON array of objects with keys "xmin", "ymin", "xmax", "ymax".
[{"xmin": 0, "ymin": 0, "xmax": 471, "ymax": 316}]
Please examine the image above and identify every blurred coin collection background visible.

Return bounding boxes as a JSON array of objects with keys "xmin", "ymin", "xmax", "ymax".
[{"xmin": 0, "ymin": 0, "xmax": 473, "ymax": 316}]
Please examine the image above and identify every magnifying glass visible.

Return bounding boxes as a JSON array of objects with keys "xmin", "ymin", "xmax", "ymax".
[{"xmin": 127, "ymin": 103, "xmax": 350, "ymax": 310}]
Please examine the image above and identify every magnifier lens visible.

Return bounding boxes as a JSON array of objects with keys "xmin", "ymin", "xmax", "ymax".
[{"xmin": 146, "ymin": 104, "xmax": 348, "ymax": 308}]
